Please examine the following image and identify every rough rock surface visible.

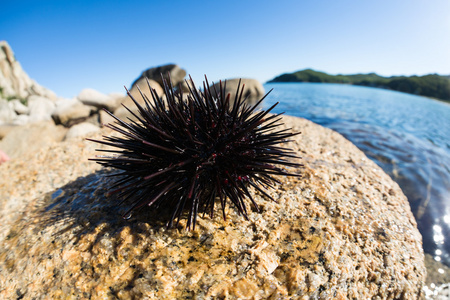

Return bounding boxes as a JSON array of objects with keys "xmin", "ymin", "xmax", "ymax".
[
  {"xmin": 210, "ymin": 78, "xmax": 265, "ymax": 106},
  {"xmin": 0, "ymin": 115, "xmax": 426, "ymax": 299},
  {"xmin": 0, "ymin": 41, "xmax": 56, "ymax": 101}
]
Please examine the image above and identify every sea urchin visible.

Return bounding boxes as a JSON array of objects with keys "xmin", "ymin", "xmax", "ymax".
[{"xmin": 88, "ymin": 75, "xmax": 301, "ymax": 229}]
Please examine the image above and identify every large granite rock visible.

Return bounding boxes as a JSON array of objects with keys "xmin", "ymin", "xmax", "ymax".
[
  {"xmin": 0, "ymin": 41, "xmax": 56, "ymax": 101},
  {"xmin": 210, "ymin": 78, "xmax": 265, "ymax": 106},
  {"xmin": 113, "ymin": 79, "xmax": 164, "ymax": 122},
  {"xmin": 130, "ymin": 64, "xmax": 186, "ymax": 91},
  {"xmin": 0, "ymin": 115, "xmax": 426, "ymax": 299}
]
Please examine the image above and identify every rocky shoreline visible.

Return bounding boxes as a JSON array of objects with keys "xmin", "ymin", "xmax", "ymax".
[
  {"xmin": 0, "ymin": 39, "xmax": 445, "ymax": 298},
  {"xmin": 0, "ymin": 115, "xmax": 427, "ymax": 299}
]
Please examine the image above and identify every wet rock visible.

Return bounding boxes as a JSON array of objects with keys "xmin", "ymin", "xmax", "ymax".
[
  {"xmin": 210, "ymin": 78, "xmax": 265, "ymax": 106},
  {"xmin": 0, "ymin": 115, "xmax": 426, "ymax": 299}
]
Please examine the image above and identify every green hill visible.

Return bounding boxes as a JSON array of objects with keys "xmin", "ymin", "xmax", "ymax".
[{"xmin": 268, "ymin": 69, "xmax": 450, "ymax": 103}]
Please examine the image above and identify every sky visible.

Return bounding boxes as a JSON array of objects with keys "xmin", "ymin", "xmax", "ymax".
[{"xmin": 1, "ymin": 0, "xmax": 450, "ymax": 99}]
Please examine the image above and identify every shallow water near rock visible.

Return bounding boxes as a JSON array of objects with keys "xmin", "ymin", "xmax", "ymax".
[{"xmin": 264, "ymin": 82, "xmax": 450, "ymax": 267}]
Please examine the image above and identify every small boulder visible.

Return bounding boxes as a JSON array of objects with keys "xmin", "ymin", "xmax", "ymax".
[
  {"xmin": 64, "ymin": 122, "xmax": 100, "ymax": 140},
  {"xmin": 130, "ymin": 64, "xmax": 186, "ymax": 91},
  {"xmin": 77, "ymin": 88, "xmax": 119, "ymax": 111},
  {"xmin": 210, "ymin": 78, "xmax": 265, "ymax": 106},
  {"xmin": 52, "ymin": 98, "xmax": 93, "ymax": 126},
  {"xmin": 27, "ymin": 95, "xmax": 55, "ymax": 123},
  {"xmin": 108, "ymin": 92, "xmax": 125, "ymax": 101}
]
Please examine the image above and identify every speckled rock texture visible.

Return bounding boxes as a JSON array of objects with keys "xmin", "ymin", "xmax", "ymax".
[{"xmin": 0, "ymin": 115, "xmax": 426, "ymax": 299}]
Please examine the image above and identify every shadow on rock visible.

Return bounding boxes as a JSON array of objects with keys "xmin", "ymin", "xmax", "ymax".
[{"xmin": 35, "ymin": 170, "xmax": 180, "ymax": 250}]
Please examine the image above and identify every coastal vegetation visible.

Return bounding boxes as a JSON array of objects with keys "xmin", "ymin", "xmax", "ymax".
[{"xmin": 268, "ymin": 69, "xmax": 450, "ymax": 103}]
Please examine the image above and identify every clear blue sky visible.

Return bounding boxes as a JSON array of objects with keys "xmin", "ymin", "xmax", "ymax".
[{"xmin": 1, "ymin": 0, "xmax": 449, "ymax": 98}]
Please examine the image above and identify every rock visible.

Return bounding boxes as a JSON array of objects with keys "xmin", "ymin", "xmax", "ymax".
[
  {"xmin": 11, "ymin": 114, "xmax": 29, "ymax": 125},
  {"xmin": 52, "ymin": 98, "xmax": 93, "ymax": 126},
  {"xmin": 27, "ymin": 95, "xmax": 55, "ymax": 123},
  {"xmin": 0, "ymin": 41, "xmax": 57, "ymax": 101},
  {"xmin": 99, "ymin": 109, "xmax": 116, "ymax": 126},
  {"xmin": 210, "ymin": 78, "xmax": 265, "ymax": 106},
  {"xmin": 108, "ymin": 92, "xmax": 125, "ymax": 100},
  {"xmin": 0, "ymin": 120, "xmax": 66, "ymax": 159},
  {"xmin": 113, "ymin": 79, "xmax": 164, "ymax": 122},
  {"xmin": 0, "ymin": 115, "xmax": 426, "ymax": 299},
  {"xmin": 8, "ymin": 99, "xmax": 29, "ymax": 115},
  {"xmin": 129, "ymin": 78, "xmax": 164, "ymax": 101},
  {"xmin": 0, "ymin": 99, "xmax": 17, "ymax": 124},
  {"xmin": 77, "ymin": 88, "xmax": 120, "ymax": 111},
  {"xmin": 64, "ymin": 122, "xmax": 100, "ymax": 140},
  {"xmin": 130, "ymin": 64, "xmax": 186, "ymax": 90}
]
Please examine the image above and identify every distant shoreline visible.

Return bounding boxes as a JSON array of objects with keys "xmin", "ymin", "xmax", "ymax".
[{"xmin": 267, "ymin": 69, "xmax": 450, "ymax": 103}]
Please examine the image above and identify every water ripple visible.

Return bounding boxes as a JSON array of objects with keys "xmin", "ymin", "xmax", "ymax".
[{"xmin": 265, "ymin": 82, "xmax": 450, "ymax": 267}]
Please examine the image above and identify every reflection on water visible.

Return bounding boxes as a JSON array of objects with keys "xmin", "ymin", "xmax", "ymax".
[{"xmin": 264, "ymin": 83, "xmax": 450, "ymax": 267}]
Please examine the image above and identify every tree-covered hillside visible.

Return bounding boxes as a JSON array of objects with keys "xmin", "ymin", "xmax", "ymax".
[{"xmin": 268, "ymin": 69, "xmax": 450, "ymax": 102}]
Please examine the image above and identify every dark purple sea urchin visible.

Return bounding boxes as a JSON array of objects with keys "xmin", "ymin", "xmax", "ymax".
[{"xmin": 88, "ymin": 75, "xmax": 301, "ymax": 230}]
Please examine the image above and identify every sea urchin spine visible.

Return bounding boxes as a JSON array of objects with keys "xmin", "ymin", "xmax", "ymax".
[{"xmin": 88, "ymin": 75, "xmax": 301, "ymax": 230}]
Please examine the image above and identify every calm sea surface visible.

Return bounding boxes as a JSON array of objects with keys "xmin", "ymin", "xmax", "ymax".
[{"xmin": 263, "ymin": 83, "xmax": 450, "ymax": 266}]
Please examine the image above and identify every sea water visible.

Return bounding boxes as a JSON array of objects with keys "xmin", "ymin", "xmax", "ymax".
[{"xmin": 263, "ymin": 82, "xmax": 450, "ymax": 267}]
